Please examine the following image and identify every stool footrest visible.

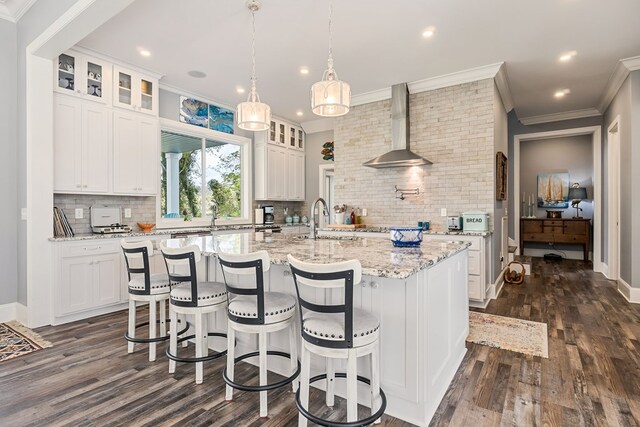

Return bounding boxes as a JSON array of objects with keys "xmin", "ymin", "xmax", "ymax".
[
  {"xmin": 124, "ymin": 318, "xmax": 188, "ymax": 344},
  {"xmin": 165, "ymin": 332, "xmax": 227, "ymax": 363},
  {"xmin": 296, "ymin": 372, "xmax": 387, "ymax": 427},
  {"xmin": 223, "ymin": 350, "xmax": 301, "ymax": 392}
]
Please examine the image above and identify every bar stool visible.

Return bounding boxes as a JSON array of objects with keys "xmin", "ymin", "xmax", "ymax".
[
  {"xmin": 121, "ymin": 239, "xmax": 177, "ymax": 362},
  {"xmin": 288, "ymin": 254, "xmax": 387, "ymax": 427},
  {"xmin": 218, "ymin": 250, "xmax": 300, "ymax": 418},
  {"xmin": 160, "ymin": 243, "xmax": 228, "ymax": 384}
]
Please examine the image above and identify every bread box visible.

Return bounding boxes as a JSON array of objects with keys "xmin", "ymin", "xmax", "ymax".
[{"xmin": 462, "ymin": 211, "xmax": 489, "ymax": 232}]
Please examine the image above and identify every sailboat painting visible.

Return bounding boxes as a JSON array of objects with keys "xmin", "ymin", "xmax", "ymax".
[{"xmin": 537, "ymin": 172, "xmax": 570, "ymax": 208}]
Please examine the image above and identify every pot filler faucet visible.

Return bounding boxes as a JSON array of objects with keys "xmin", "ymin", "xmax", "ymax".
[{"xmin": 309, "ymin": 197, "xmax": 329, "ymax": 240}]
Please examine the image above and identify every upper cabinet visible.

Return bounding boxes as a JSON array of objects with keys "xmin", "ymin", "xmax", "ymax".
[
  {"xmin": 267, "ymin": 119, "xmax": 304, "ymax": 151},
  {"xmin": 55, "ymin": 50, "xmax": 112, "ymax": 105},
  {"xmin": 113, "ymin": 66, "xmax": 159, "ymax": 116}
]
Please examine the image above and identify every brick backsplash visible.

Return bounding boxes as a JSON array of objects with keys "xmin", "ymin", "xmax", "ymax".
[
  {"xmin": 53, "ymin": 194, "xmax": 156, "ymax": 235},
  {"xmin": 253, "ymin": 201, "xmax": 305, "ymax": 224},
  {"xmin": 333, "ymin": 79, "xmax": 495, "ymax": 231}
]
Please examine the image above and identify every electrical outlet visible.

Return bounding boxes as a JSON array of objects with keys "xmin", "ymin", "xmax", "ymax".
[
  {"xmin": 124, "ymin": 208, "xmax": 132, "ymax": 218},
  {"xmin": 75, "ymin": 208, "xmax": 83, "ymax": 219},
  {"xmin": 440, "ymin": 208, "xmax": 447, "ymax": 217},
  {"xmin": 362, "ymin": 208, "xmax": 368, "ymax": 216}
]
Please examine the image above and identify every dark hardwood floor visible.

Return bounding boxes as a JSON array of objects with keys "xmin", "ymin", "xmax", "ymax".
[{"xmin": 1, "ymin": 258, "xmax": 639, "ymax": 426}]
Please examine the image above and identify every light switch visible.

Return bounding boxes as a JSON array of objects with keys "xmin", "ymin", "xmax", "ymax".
[
  {"xmin": 124, "ymin": 208, "xmax": 132, "ymax": 218},
  {"xmin": 75, "ymin": 208, "xmax": 83, "ymax": 219},
  {"xmin": 440, "ymin": 208, "xmax": 447, "ymax": 216}
]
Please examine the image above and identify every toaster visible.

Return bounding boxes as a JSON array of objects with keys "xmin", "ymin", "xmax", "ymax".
[{"xmin": 447, "ymin": 216, "xmax": 463, "ymax": 231}]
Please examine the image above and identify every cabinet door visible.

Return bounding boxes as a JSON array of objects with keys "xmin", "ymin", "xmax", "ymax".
[
  {"xmin": 81, "ymin": 103, "xmax": 111, "ymax": 193},
  {"xmin": 58, "ymin": 256, "xmax": 94, "ymax": 316},
  {"xmin": 289, "ymin": 125, "xmax": 296, "ymax": 148},
  {"xmin": 268, "ymin": 120, "xmax": 277, "ymax": 143},
  {"xmin": 113, "ymin": 111, "xmax": 141, "ymax": 194},
  {"xmin": 267, "ymin": 146, "xmax": 287, "ymax": 200},
  {"xmin": 297, "ymin": 128, "xmax": 304, "ymax": 150},
  {"xmin": 254, "ymin": 143, "xmax": 267, "ymax": 200},
  {"xmin": 138, "ymin": 117, "xmax": 159, "ymax": 194},
  {"xmin": 287, "ymin": 150, "xmax": 305, "ymax": 200},
  {"xmin": 137, "ymin": 76, "xmax": 158, "ymax": 115},
  {"xmin": 93, "ymin": 252, "xmax": 122, "ymax": 307},
  {"xmin": 53, "ymin": 95, "xmax": 82, "ymax": 192},
  {"xmin": 54, "ymin": 52, "xmax": 80, "ymax": 96},
  {"xmin": 113, "ymin": 67, "xmax": 134, "ymax": 111},
  {"xmin": 83, "ymin": 54, "xmax": 111, "ymax": 105}
]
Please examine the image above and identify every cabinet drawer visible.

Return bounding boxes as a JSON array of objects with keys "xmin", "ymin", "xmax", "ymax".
[
  {"xmin": 543, "ymin": 220, "xmax": 563, "ymax": 227},
  {"xmin": 564, "ymin": 221, "xmax": 588, "ymax": 235},
  {"xmin": 468, "ymin": 275, "xmax": 482, "ymax": 300},
  {"xmin": 61, "ymin": 242, "xmax": 120, "ymax": 257},
  {"xmin": 468, "ymin": 251, "xmax": 481, "ymax": 275}
]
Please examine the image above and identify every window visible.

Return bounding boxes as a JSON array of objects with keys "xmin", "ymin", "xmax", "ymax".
[{"xmin": 158, "ymin": 119, "xmax": 252, "ymax": 226}]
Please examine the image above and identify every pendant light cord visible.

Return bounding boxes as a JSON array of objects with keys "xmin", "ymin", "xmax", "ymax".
[
  {"xmin": 249, "ymin": 5, "xmax": 259, "ymax": 102},
  {"xmin": 327, "ymin": 0, "xmax": 334, "ymax": 72}
]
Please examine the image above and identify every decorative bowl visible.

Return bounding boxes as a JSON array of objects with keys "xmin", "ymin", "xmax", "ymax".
[
  {"xmin": 390, "ymin": 227, "xmax": 423, "ymax": 247},
  {"xmin": 137, "ymin": 223, "xmax": 156, "ymax": 233}
]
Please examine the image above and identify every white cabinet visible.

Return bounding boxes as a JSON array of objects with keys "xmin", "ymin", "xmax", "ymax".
[
  {"xmin": 113, "ymin": 66, "xmax": 158, "ymax": 116},
  {"xmin": 267, "ymin": 145, "xmax": 288, "ymax": 200},
  {"xmin": 53, "ymin": 94, "xmax": 111, "ymax": 193},
  {"xmin": 287, "ymin": 150, "xmax": 305, "ymax": 200},
  {"xmin": 54, "ymin": 50, "xmax": 112, "ymax": 105},
  {"xmin": 287, "ymin": 124, "xmax": 305, "ymax": 151},
  {"xmin": 54, "ymin": 241, "xmax": 122, "ymax": 321},
  {"xmin": 113, "ymin": 111, "xmax": 159, "ymax": 195},
  {"xmin": 268, "ymin": 119, "xmax": 287, "ymax": 145}
]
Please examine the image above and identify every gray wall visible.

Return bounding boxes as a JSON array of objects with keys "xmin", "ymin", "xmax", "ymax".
[
  {"xmin": 0, "ymin": 19, "xmax": 18, "ymax": 305},
  {"xmin": 493, "ymin": 84, "xmax": 508, "ymax": 280},
  {"xmin": 603, "ymin": 72, "xmax": 639, "ymax": 287},
  {"xmin": 304, "ymin": 130, "xmax": 334, "ymax": 210}
]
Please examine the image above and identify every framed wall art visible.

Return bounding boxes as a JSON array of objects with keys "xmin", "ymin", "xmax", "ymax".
[
  {"xmin": 537, "ymin": 172, "xmax": 569, "ymax": 208},
  {"xmin": 496, "ymin": 151, "xmax": 507, "ymax": 201}
]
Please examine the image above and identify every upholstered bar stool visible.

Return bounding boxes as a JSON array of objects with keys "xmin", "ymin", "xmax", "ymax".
[
  {"xmin": 121, "ymin": 239, "xmax": 176, "ymax": 362},
  {"xmin": 160, "ymin": 243, "xmax": 228, "ymax": 384},
  {"xmin": 218, "ymin": 250, "xmax": 300, "ymax": 418},
  {"xmin": 288, "ymin": 254, "xmax": 387, "ymax": 427}
]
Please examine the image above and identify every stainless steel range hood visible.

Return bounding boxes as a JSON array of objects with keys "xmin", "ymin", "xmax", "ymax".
[{"xmin": 363, "ymin": 83, "xmax": 432, "ymax": 168}]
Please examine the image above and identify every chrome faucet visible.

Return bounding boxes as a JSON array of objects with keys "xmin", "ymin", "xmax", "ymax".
[
  {"xmin": 309, "ymin": 197, "xmax": 329, "ymax": 239},
  {"xmin": 210, "ymin": 200, "xmax": 219, "ymax": 229}
]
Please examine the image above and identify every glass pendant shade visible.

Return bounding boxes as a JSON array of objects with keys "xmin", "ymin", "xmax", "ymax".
[
  {"xmin": 311, "ymin": 68, "xmax": 351, "ymax": 117},
  {"xmin": 237, "ymin": 85, "xmax": 271, "ymax": 131}
]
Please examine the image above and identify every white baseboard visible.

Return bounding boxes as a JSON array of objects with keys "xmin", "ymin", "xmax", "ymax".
[
  {"xmin": 16, "ymin": 303, "xmax": 28, "ymax": 324},
  {"xmin": 522, "ymin": 248, "xmax": 588, "ymax": 261},
  {"xmin": 0, "ymin": 303, "xmax": 18, "ymax": 323},
  {"xmin": 601, "ymin": 263, "xmax": 610, "ymax": 278},
  {"xmin": 618, "ymin": 278, "xmax": 640, "ymax": 304}
]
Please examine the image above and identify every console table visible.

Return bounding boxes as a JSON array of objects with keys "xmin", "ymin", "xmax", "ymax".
[{"xmin": 520, "ymin": 218, "xmax": 591, "ymax": 261}]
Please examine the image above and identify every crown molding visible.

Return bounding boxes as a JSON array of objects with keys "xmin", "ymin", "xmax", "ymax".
[
  {"xmin": 519, "ymin": 108, "xmax": 601, "ymax": 126},
  {"xmin": 300, "ymin": 117, "xmax": 335, "ymax": 134},
  {"xmin": 0, "ymin": 0, "xmax": 37, "ymax": 22},
  {"xmin": 351, "ymin": 62, "xmax": 510, "ymax": 109},
  {"xmin": 597, "ymin": 55, "xmax": 640, "ymax": 113}
]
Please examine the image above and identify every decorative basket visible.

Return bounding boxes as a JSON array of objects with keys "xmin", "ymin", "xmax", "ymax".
[
  {"xmin": 504, "ymin": 261, "xmax": 525, "ymax": 284},
  {"xmin": 390, "ymin": 227, "xmax": 423, "ymax": 247}
]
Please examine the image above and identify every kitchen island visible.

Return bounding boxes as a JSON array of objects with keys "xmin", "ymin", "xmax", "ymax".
[{"xmin": 162, "ymin": 232, "xmax": 469, "ymax": 426}]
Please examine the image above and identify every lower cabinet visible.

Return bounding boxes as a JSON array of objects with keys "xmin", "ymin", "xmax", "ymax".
[{"xmin": 54, "ymin": 240, "xmax": 122, "ymax": 322}]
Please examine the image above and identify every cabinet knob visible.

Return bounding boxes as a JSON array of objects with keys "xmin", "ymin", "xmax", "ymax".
[
  {"xmin": 283, "ymin": 270, "xmax": 291, "ymax": 277},
  {"xmin": 76, "ymin": 184, "xmax": 81, "ymax": 188},
  {"xmin": 370, "ymin": 281, "xmax": 379, "ymax": 289},
  {"xmin": 83, "ymin": 185, "xmax": 87, "ymax": 188}
]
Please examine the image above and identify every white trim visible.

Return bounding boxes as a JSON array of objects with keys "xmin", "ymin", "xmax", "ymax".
[
  {"xmin": 494, "ymin": 63, "xmax": 514, "ymax": 112},
  {"xmin": 606, "ymin": 116, "xmax": 621, "ymax": 281},
  {"xmin": 520, "ymin": 108, "xmax": 602, "ymax": 126},
  {"xmin": 598, "ymin": 55, "xmax": 640, "ymax": 113},
  {"xmin": 0, "ymin": 0, "xmax": 37, "ymax": 22},
  {"xmin": 350, "ymin": 62, "xmax": 508, "ymax": 107},
  {"xmin": 0, "ymin": 303, "xmax": 17, "ymax": 323},
  {"xmin": 513, "ymin": 126, "xmax": 603, "ymax": 273},
  {"xmin": 601, "ymin": 262, "xmax": 610, "ymax": 279},
  {"xmin": 300, "ymin": 117, "xmax": 336, "ymax": 134},
  {"xmin": 318, "ymin": 164, "xmax": 334, "ymax": 228},
  {"xmin": 617, "ymin": 277, "xmax": 640, "ymax": 304}
]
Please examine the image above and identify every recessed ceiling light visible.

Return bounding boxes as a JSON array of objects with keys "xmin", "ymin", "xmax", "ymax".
[
  {"xmin": 236, "ymin": 86, "xmax": 246, "ymax": 94},
  {"xmin": 300, "ymin": 67, "xmax": 309, "ymax": 75},
  {"xmin": 139, "ymin": 49, "xmax": 151, "ymax": 57},
  {"xmin": 422, "ymin": 27, "xmax": 436, "ymax": 38},
  {"xmin": 296, "ymin": 111, "xmax": 303, "ymax": 116},
  {"xmin": 559, "ymin": 51, "xmax": 577, "ymax": 62},
  {"xmin": 554, "ymin": 89, "xmax": 571, "ymax": 98},
  {"xmin": 187, "ymin": 70, "xmax": 207, "ymax": 78}
]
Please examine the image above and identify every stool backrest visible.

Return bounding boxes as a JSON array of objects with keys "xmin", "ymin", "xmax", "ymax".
[
  {"xmin": 218, "ymin": 250, "xmax": 270, "ymax": 325},
  {"xmin": 121, "ymin": 239, "xmax": 154, "ymax": 295},
  {"xmin": 287, "ymin": 254, "xmax": 362, "ymax": 349},
  {"xmin": 160, "ymin": 243, "xmax": 201, "ymax": 307}
]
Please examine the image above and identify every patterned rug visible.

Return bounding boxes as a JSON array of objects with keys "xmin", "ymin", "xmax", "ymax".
[
  {"xmin": 467, "ymin": 312, "xmax": 549, "ymax": 358},
  {"xmin": 0, "ymin": 321, "xmax": 52, "ymax": 362}
]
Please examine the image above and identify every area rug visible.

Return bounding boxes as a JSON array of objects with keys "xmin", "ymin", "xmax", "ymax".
[
  {"xmin": 0, "ymin": 321, "xmax": 52, "ymax": 362},
  {"xmin": 467, "ymin": 312, "xmax": 548, "ymax": 358}
]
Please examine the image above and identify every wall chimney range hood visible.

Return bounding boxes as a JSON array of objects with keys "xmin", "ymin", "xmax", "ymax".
[{"xmin": 363, "ymin": 83, "xmax": 432, "ymax": 168}]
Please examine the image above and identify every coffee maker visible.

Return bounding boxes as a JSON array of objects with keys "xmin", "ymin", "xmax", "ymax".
[{"xmin": 263, "ymin": 206, "xmax": 274, "ymax": 224}]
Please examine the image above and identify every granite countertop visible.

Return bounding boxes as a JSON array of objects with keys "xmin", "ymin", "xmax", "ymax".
[
  {"xmin": 321, "ymin": 226, "xmax": 491, "ymax": 237},
  {"xmin": 161, "ymin": 232, "xmax": 470, "ymax": 279}
]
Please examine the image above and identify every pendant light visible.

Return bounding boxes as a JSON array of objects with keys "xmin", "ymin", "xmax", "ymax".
[
  {"xmin": 311, "ymin": 0, "xmax": 351, "ymax": 117},
  {"xmin": 237, "ymin": 0, "xmax": 271, "ymax": 131}
]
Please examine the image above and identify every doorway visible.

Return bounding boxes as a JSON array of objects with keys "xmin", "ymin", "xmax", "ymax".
[
  {"xmin": 606, "ymin": 117, "xmax": 621, "ymax": 280},
  {"xmin": 318, "ymin": 164, "xmax": 334, "ymax": 228}
]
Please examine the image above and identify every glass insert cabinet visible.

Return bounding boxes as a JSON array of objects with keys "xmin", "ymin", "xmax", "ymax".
[
  {"xmin": 113, "ymin": 66, "xmax": 158, "ymax": 115},
  {"xmin": 267, "ymin": 119, "xmax": 304, "ymax": 151},
  {"xmin": 54, "ymin": 51, "xmax": 112, "ymax": 105}
]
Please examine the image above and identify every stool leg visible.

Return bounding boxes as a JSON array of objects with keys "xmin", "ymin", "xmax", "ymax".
[
  {"xmin": 289, "ymin": 322, "xmax": 299, "ymax": 392},
  {"xmin": 371, "ymin": 341, "xmax": 381, "ymax": 424},
  {"xmin": 346, "ymin": 349, "xmax": 358, "ymax": 422},
  {"xmin": 149, "ymin": 300, "xmax": 157, "ymax": 362},
  {"xmin": 326, "ymin": 358, "xmax": 335, "ymax": 407},
  {"xmin": 195, "ymin": 311, "xmax": 205, "ymax": 384},
  {"xmin": 159, "ymin": 298, "xmax": 167, "ymax": 337},
  {"xmin": 169, "ymin": 306, "xmax": 177, "ymax": 374},
  {"xmin": 127, "ymin": 299, "xmax": 136, "ymax": 353},
  {"xmin": 298, "ymin": 343, "xmax": 310, "ymax": 427},
  {"xmin": 225, "ymin": 325, "xmax": 236, "ymax": 401},
  {"xmin": 259, "ymin": 330, "xmax": 268, "ymax": 417},
  {"xmin": 182, "ymin": 314, "xmax": 189, "ymax": 348}
]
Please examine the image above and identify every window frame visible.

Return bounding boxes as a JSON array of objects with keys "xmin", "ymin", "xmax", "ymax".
[{"xmin": 156, "ymin": 118, "xmax": 253, "ymax": 229}]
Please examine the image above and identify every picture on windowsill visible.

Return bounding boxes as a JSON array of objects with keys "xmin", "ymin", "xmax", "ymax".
[{"xmin": 537, "ymin": 172, "xmax": 569, "ymax": 208}]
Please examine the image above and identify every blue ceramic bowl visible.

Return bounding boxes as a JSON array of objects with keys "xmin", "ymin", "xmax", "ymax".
[{"xmin": 390, "ymin": 227, "xmax": 423, "ymax": 247}]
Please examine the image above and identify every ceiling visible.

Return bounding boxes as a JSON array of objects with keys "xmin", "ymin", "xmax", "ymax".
[
  {"xmin": 78, "ymin": 0, "xmax": 640, "ymax": 124},
  {"xmin": 0, "ymin": 0, "xmax": 36, "ymax": 22}
]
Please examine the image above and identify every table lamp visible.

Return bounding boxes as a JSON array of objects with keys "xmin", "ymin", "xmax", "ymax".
[{"xmin": 568, "ymin": 183, "xmax": 587, "ymax": 219}]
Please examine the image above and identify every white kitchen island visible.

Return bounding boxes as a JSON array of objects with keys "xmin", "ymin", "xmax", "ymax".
[{"xmin": 162, "ymin": 232, "xmax": 469, "ymax": 426}]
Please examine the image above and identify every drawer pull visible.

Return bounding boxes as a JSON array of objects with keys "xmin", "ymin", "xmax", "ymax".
[{"xmin": 84, "ymin": 246, "xmax": 101, "ymax": 251}]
